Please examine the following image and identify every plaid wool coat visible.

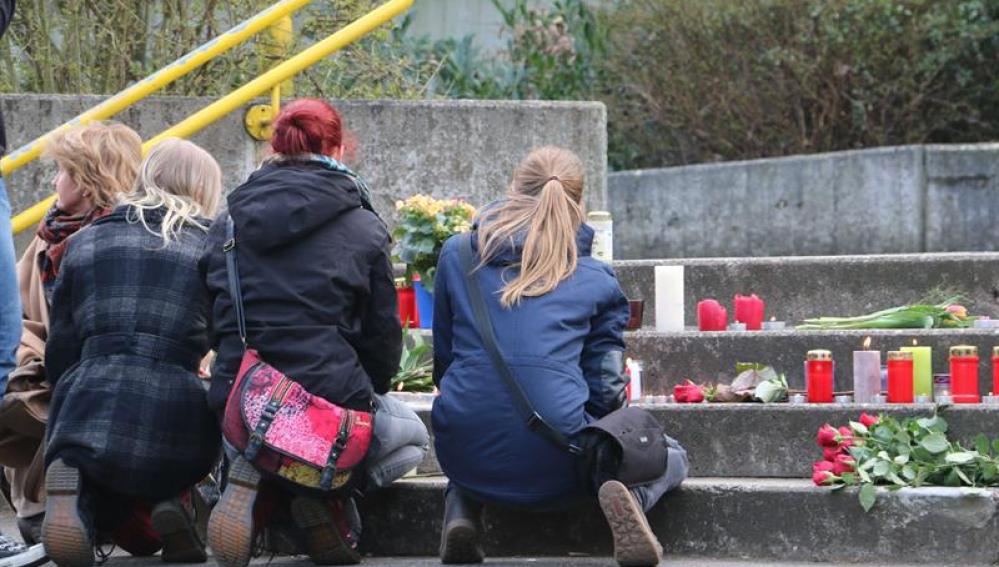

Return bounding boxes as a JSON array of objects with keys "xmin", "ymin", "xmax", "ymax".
[{"xmin": 45, "ymin": 206, "xmax": 220, "ymax": 500}]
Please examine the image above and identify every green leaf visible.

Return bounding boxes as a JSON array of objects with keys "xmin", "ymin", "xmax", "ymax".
[
  {"xmin": 955, "ymin": 467, "xmax": 974, "ymax": 486},
  {"xmin": 839, "ymin": 472, "xmax": 858, "ymax": 485},
  {"xmin": 982, "ymin": 462, "xmax": 998, "ymax": 481},
  {"xmin": 858, "ymin": 468, "xmax": 872, "ymax": 483},
  {"xmin": 850, "ymin": 421, "xmax": 869, "ymax": 435},
  {"xmin": 859, "ymin": 484, "xmax": 877, "ymax": 512},
  {"xmin": 975, "ymin": 434, "xmax": 990, "ymax": 456},
  {"xmin": 920, "ymin": 433, "xmax": 950, "ymax": 454},
  {"xmin": 992, "ymin": 439, "xmax": 999, "ymax": 454},
  {"xmin": 945, "ymin": 452, "xmax": 977, "ymax": 465},
  {"xmin": 873, "ymin": 461, "xmax": 890, "ymax": 477},
  {"xmin": 902, "ymin": 465, "xmax": 917, "ymax": 481},
  {"xmin": 893, "ymin": 454, "xmax": 910, "ymax": 465}
]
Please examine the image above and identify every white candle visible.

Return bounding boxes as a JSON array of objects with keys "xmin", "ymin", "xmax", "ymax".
[
  {"xmin": 853, "ymin": 348, "xmax": 881, "ymax": 404},
  {"xmin": 655, "ymin": 266, "xmax": 685, "ymax": 331}
]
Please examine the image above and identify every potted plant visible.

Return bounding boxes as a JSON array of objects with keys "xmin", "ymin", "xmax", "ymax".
[{"xmin": 392, "ymin": 195, "xmax": 476, "ymax": 328}]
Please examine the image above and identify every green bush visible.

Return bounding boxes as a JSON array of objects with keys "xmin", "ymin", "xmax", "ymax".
[{"xmin": 601, "ymin": 0, "xmax": 999, "ymax": 169}]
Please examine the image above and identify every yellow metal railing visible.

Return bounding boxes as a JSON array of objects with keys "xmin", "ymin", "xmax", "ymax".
[{"xmin": 10, "ymin": 0, "xmax": 413, "ymax": 234}]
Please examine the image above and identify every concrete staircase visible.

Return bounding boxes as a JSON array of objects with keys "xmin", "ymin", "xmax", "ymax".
[{"xmin": 378, "ymin": 252, "xmax": 999, "ymax": 565}]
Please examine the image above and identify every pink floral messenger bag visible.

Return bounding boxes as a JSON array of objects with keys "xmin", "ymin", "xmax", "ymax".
[{"xmin": 220, "ymin": 215, "xmax": 373, "ymax": 492}]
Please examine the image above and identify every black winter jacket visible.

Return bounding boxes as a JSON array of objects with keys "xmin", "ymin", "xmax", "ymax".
[
  {"xmin": 0, "ymin": 1, "xmax": 14, "ymax": 157},
  {"xmin": 200, "ymin": 160, "xmax": 402, "ymax": 413}
]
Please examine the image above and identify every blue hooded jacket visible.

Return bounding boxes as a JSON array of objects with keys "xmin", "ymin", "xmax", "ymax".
[{"xmin": 431, "ymin": 222, "xmax": 630, "ymax": 506}]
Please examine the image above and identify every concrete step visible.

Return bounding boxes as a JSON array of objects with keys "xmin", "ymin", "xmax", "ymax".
[
  {"xmin": 610, "ymin": 252, "xmax": 999, "ymax": 328},
  {"xmin": 421, "ymin": 327, "xmax": 999, "ymax": 398},
  {"xmin": 404, "ymin": 404, "xmax": 999, "ymax": 479},
  {"xmin": 625, "ymin": 328, "xmax": 999, "ymax": 393},
  {"xmin": 360, "ymin": 477, "xmax": 999, "ymax": 564}
]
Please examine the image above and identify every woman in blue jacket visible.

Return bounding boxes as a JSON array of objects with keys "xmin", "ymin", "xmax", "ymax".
[{"xmin": 432, "ymin": 147, "xmax": 687, "ymax": 566}]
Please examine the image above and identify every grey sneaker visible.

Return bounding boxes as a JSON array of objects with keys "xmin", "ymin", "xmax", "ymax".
[{"xmin": 0, "ymin": 541, "xmax": 47, "ymax": 567}]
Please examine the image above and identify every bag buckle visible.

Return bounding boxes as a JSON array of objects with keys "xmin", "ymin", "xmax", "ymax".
[
  {"xmin": 526, "ymin": 411, "xmax": 544, "ymax": 430},
  {"xmin": 223, "ymin": 238, "xmax": 236, "ymax": 252}
]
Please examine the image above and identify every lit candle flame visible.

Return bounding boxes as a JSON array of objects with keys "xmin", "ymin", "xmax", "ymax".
[
  {"xmin": 770, "ymin": 316, "xmax": 776, "ymax": 322},
  {"xmin": 913, "ymin": 339, "xmax": 918, "ymax": 346},
  {"xmin": 863, "ymin": 336, "xmax": 872, "ymax": 350}
]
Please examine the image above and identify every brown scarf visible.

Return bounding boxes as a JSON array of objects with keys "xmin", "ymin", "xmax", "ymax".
[{"xmin": 36, "ymin": 205, "xmax": 110, "ymax": 299}]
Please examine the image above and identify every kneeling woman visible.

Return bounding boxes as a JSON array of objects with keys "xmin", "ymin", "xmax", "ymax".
[
  {"xmin": 432, "ymin": 147, "xmax": 689, "ymax": 566},
  {"xmin": 42, "ymin": 139, "xmax": 224, "ymax": 567}
]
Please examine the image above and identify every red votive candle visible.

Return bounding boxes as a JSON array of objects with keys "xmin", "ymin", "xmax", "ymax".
[
  {"xmin": 950, "ymin": 345, "xmax": 980, "ymax": 404},
  {"xmin": 992, "ymin": 346, "xmax": 999, "ymax": 397},
  {"xmin": 697, "ymin": 299, "xmax": 727, "ymax": 331},
  {"xmin": 807, "ymin": 349, "xmax": 834, "ymax": 403},
  {"xmin": 886, "ymin": 351, "xmax": 914, "ymax": 403}
]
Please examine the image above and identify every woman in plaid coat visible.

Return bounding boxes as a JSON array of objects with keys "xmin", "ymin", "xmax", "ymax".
[{"xmin": 42, "ymin": 139, "xmax": 223, "ymax": 567}]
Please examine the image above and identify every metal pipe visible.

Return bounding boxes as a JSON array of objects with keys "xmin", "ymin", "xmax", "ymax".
[
  {"xmin": 143, "ymin": 0, "xmax": 413, "ymax": 148},
  {"xmin": 1, "ymin": 0, "xmax": 314, "ymax": 178}
]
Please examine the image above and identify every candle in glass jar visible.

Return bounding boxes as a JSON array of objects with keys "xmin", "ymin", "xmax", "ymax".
[
  {"xmin": 852, "ymin": 339, "xmax": 880, "ymax": 404},
  {"xmin": 807, "ymin": 349, "xmax": 834, "ymax": 403},
  {"xmin": 734, "ymin": 294, "xmax": 765, "ymax": 331},
  {"xmin": 992, "ymin": 347, "xmax": 999, "ymax": 398},
  {"xmin": 887, "ymin": 351, "xmax": 914, "ymax": 403},
  {"xmin": 901, "ymin": 345, "xmax": 932, "ymax": 398},
  {"xmin": 950, "ymin": 345, "xmax": 980, "ymax": 404}
]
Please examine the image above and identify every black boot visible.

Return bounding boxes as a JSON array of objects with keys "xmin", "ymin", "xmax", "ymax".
[{"xmin": 439, "ymin": 485, "xmax": 484, "ymax": 564}]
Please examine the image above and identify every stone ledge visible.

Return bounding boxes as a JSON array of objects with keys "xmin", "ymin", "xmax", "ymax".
[
  {"xmin": 407, "ymin": 403, "xmax": 999, "ymax": 479},
  {"xmin": 360, "ymin": 477, "xmax": 999, "ymax": 564},
  {"xmin": 610, "ymin": 252, "xmax": 999, "ymax": 327}
]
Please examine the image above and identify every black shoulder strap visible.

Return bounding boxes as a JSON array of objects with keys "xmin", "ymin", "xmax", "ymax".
[
  {"xmin": 458, "ymin": 234, "xmax": 581, "ymax": 455},
  {"xmin": 223, "ymin": 214, "xmax": 247, "ymax": 344}
]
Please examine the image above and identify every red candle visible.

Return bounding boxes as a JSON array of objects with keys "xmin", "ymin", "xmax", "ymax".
[
  {"xmin": 397, "ymin": 285, "xmax": 419, "ymax": 328},
  {"xmin": 950, "ymin": 345, "xmax": 980, "ymax": 404},
  {"xmin": 886, "ymin": 351, "xmax": 914, "ymax": 403},
  {"xmin": 697, "ymin": 299, "xmax": 727, "ymax": 331},
  {"xmin": 992, "ymin": 346, "xmax": 999, "ymax": 396},
  {"xmin": 807, "ymin": 350, "xmax": 834, "ymax": 403},
  {"xmin": 734, "ymin": 294, "xmax": 765, "ymax": 331}
]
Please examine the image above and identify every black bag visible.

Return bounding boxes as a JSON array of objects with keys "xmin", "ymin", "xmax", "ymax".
[{"xmin": 458, "ymin": 234, "xmax": 668, "ymax": 491}]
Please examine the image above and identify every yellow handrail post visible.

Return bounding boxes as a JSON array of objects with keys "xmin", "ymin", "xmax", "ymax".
[
  {"xmin": 0, "ymin": 0, "xmax": 314, "ymax": 179},
  {"xmin": 146, "ymin": 0, "xmax": 413, "ymax": 149}
]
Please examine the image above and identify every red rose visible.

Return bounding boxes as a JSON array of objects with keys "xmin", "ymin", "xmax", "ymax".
[
  {"xmin": 838, "ymin": 426, "xmax": 855, "ymax": 447},
  {"xmin": 812, "ymin": 469, "xmax": 836, "ymax": 486},
  {"xmin": 832, "ymin": 453, "xmax": 855, "ymax": 475},
  {"xmin": 673, "ymin": 380, "xmax": 704, "ymax": 403},
  {"xmin": 859, "ymin": 413, "xmax": 880, "ymax": 428},
  {"xmin": 816, "ymin": 424, "xmax": 840, "ymax": 447},
  {"xmin": 813, "ymin": 460, "xmax": 835, "ymax": 473},
  {"xmin": 823, "ymin": 445, "xmax": 844, "ymax": 462}
]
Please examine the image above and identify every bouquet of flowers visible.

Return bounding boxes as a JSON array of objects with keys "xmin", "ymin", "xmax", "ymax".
[
  {"xmin": 813, "ymin": 413, "xmax": 999, "ymax": 512},
  {"xmin": 392, "ymin": 195, "xmax": 476, "ymax": 292}
]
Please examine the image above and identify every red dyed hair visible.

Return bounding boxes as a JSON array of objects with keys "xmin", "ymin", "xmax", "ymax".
[{"xmin": 271, "ymin": 98, "xmax": 344, "ymax": 156}]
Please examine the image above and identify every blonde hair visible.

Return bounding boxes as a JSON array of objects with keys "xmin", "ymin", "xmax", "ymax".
[
  {"xmin": 120, "ymin": 138, "xmax": 222, "ymax": 244},
  {"xmin": 43, "ymin": 122, "xmax": 143, "ymax": 209},
  {"xmin": 477, "ymin": 146, "xmax": 585, "ymax": 307}
]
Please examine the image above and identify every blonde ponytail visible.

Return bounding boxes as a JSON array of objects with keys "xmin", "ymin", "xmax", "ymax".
[{"xmin": 478, "ymin": 146, "xmax": 586, "ymax": 307}]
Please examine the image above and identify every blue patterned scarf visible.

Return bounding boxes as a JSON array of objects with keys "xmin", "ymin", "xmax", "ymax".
[{"xmin": 266, "ymin": 153, "xmax": 379, "ymax": 219}]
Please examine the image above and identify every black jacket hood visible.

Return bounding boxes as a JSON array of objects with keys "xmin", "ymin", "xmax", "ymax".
[{"xmin": 228, "ymin": 162, "xmax": 363, "ymax": 251}]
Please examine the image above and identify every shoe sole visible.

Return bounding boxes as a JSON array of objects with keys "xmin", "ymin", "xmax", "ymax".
[
  {"xmin": 42, "ymin": 460, "xmax": 94, "ymax": 567},
  {"xmin": 207, "ymin": 458, "xmax": 260, "ymax": 567},
  {"xmin": 439, "ymin": 519, "xmax": 483, "ymax": 564},
  {"xmin": 598, "ymin": 481, "xmax": 663, "ymax": 567},
  {"xmin": 151, "ymin": 502, "xmax": 207, "ymax": 563},
  {"xmin": 290, "ymin": 497, "xmax": 361, "ymax": 565}
]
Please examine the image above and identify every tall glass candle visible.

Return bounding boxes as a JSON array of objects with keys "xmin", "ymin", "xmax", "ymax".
[
  {"xmin": 901, "ymin": 346, "xmax": 932, "ymax": 398},
  {"xmin": 950, "ymin": 345, "xmax": 980, "ymax": 404},
  {"xmin": 887, "ymin": 351, "xmax": 914, "ymax": 403},
  {"xmin": 993, "ymin": 346, "xmax": 999, "ymax": 398},
  {"xmin": 807, "ymin": 350, "xmax": 834, "ymax": 403},
  {"xmin": 852, "ymin": 347, "xmax": 881, "ymax": 404}
]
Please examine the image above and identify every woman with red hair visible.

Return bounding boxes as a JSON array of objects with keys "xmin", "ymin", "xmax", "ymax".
[{"xmin": 201, "ymin": 99, "xmax": 428, "ymax": 566}]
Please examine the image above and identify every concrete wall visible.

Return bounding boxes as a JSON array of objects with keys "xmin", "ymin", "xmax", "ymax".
[
  {"xmin": 609, "ymin": 144, "xmax": 999, "ymax": 259},
  {"xmin": 0, "ymin": 95, "xmax": 607, "ymax": 251}
]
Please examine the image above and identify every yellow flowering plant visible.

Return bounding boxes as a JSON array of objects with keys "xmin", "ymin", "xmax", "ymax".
[{"xmin": 392, "ymin": 195, "xmax": 476, "ymax": 292}]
